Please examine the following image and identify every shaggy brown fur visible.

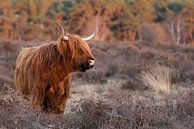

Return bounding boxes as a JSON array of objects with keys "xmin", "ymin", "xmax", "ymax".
[{"xmin": 15, "ymin": 34, "xmax": 94, "ymax": 114}]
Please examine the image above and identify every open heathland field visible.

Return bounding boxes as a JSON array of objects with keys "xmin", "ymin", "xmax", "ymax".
[{"xmin": 0, "ymin": 40, "xmax": 194, "ymax": 129}]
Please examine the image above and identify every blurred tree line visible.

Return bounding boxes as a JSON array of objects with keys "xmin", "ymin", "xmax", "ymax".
[{"xmin": 0, "ymin": 0, "xmax": 193, "ymax": 44}]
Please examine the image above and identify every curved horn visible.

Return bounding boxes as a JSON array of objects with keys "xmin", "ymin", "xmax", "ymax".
[
  {"xmin": 81, "ymin": 27, "xmax": 98, "ymax": 41},
  {"xmin": 56, "ymin": 22, "xmax": 69, "ymax": 40},
  {"xmin": 56, "ymin": 22, "xmax": 65, "ymax": 36}
]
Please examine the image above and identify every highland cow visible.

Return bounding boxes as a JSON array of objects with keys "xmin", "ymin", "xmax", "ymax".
[{"xmin": 15, "ymin": 23, "xmax": 96, "ymax": 114}]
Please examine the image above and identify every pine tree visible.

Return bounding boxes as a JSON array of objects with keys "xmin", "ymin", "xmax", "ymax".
[
  {"xmin": 64, "ymin": 0, "xmax": 116, "ymax": 41},
  {"xmin": 180, "ymin": 0, "xmax": 194, "ymax": 44},
  {"xmin": 129, "ymin": 0, "xmax": 155, "ymax": 44},
  {"xmin": 0, "ymin": 0, "xmax": 17, "ymax": 38}
]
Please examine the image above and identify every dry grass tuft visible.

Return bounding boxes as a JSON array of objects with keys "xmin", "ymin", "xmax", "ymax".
[{"xmin": 141, "ymin": 65, "xmax": 172, "ymax": 94}]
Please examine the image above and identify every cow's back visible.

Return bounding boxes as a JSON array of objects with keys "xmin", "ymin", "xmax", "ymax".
[{"xmin": 15, "ymin": 47, "xmax": 37, "ymax": 95}]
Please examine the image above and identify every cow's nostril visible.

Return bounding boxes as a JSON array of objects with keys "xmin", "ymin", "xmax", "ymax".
[
  {"xmin": 81, "ymin": 60, "xmax": 94, "ymax": 72},
  {"xmin": 88, "ymin": 60, "xmax": 95, "ymax": 66}
]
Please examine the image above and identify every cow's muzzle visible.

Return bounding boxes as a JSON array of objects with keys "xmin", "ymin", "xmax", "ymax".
[{"xmin": 81, "ymin": 59, "xmax": 95, "ymax": 72}]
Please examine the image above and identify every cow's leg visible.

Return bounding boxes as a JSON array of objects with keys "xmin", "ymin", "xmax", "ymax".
[{"xmin": 56, "ymin": 75, "xmax": 72, "ymax": 113}]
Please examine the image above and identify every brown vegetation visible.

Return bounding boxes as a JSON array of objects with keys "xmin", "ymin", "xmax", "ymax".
[
  {"xmin": 0, "ymin": 0, "xmax": 193, "ymax": 44},
  {"xmin": 0, "ymin": 0, "xmax": 194, "ymax": 128},
  {"xmin": 0, "ymin": 40, "xmax": 194, "ymax": 128}
]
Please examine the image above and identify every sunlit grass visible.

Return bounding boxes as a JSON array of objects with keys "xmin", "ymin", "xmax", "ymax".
[{"xmin": 141, "ymin": 65, "xmax": 172, "ymax": 94}]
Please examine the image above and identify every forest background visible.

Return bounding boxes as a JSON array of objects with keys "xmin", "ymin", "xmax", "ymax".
[{"xmin": 0, "ymin": 0, "xmax": 193, "ymax": 45}]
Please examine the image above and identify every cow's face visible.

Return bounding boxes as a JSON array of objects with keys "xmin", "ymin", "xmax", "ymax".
[
  {"xmin": 56, "ymin": 23, "xmax": 96, "ymax": 72},
  {"xmin": 70, "ymin": 35, "xmax": 95, "ymax": 72},
  {"xmin": 58, "ymin": 35, "xmax": 95, "ymax": 72}
]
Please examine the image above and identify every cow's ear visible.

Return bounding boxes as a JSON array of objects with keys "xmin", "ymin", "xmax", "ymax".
[{"xmin": 57, "ymin": 38, "xmax": 68, "ymax": 55}]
